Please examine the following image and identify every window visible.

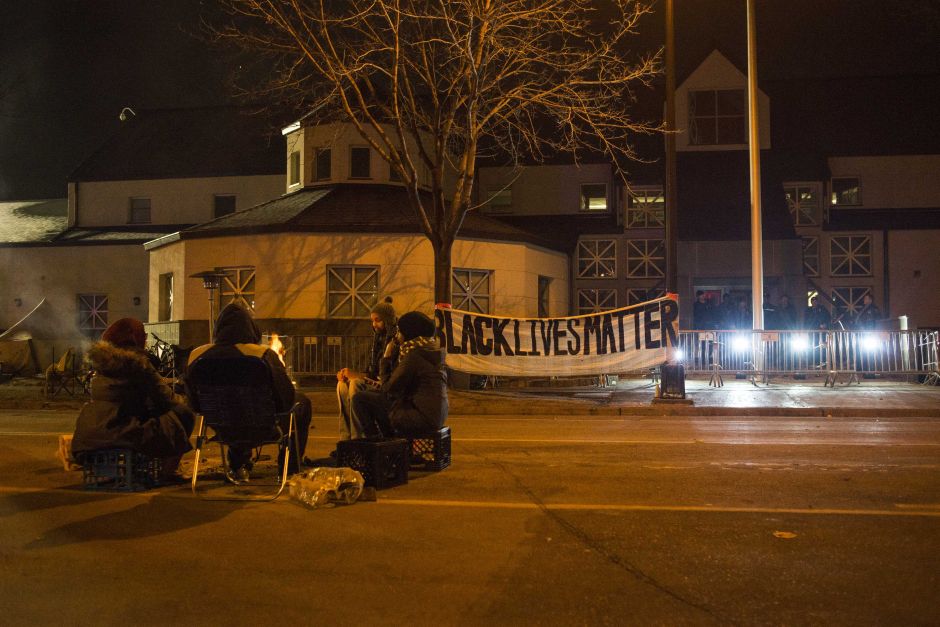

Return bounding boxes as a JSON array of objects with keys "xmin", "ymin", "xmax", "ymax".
[
  {"xmin": 538, "ymin": 276, "xmax": 551, "ymax": 318},
  {"xmin": 219, "ymin": 266, "xmax": 256, "ymax": 310},
  {"xmin": 213, "ymin": 195, "xmax": 236, "ymax": 218},
  {"xmin": 315, "ymin": 148, "xmax": 332, "ymax": 181},
  {"xmin": 350, "ymin": 146, "xmax": 371, "ymax": 178},
  {"xmin": 784, "ymin": 184, "xmax": 820, "ymax": 226},
  {"xmin": 829, "ymin": 235, "xmax": 872, "ymax": 276},
  {"xmin": 452, "ymin": 268, "xmax": 492, "ymax": 313},
  {"xmin": 577, "ymin": 289, "xmax": 617, "ymax": 315},
  {"xmin": 328, "ymin": 265, "xmax": 379, "ymax": 318},
  {"xmin": 77, "ymin": 294, "xmax": 108, "ymax": 337},
  {"xmin": 802, "ymin": 236, "xmax": 819, "ymax": 276},
  {"xmin": 577, "ymin": 239, "xmax": 617, "ymax": 278},
  {"xmin": 129, "ymin": 197, "xmax": 151, "ymax": 224},
  {"xmin": 484, "ymin": 189, "xmax": 512, "ymax": 212},
  {"xmin": 627, "ymin": 288, "xmax": 665, "ymax": 305},
  {"xmin": 832, "ymin": 287, "xmax": 872, "ymax": 322},
  {"xmin": 626, "ymin": 239, "xmax": 665, "ymax": 278},
  {"xmin": 626, "ymin": 186, "xmax": 665, "ymax": 228},
  {"xmin": 831, "ymin": 177, "xmax": 861, "ymax": 206},
  {"xmin": 688, "ymin": 89, "xmax": 746, "ymax": 145},
  {"xmin": 580, "ymin": 184, "xmax": 608, "ymax": 211},
  {"xmin": 289, "ymin": 151, "xmax": 301, "ymax": 185},
  {"xmin": 158, "ymin": 273, "xmax": 173, "ymax": 321}
]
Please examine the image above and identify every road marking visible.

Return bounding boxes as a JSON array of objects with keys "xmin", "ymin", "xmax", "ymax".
[{"xmin": 378, "ymin": 498, "xmax": 940, "ymax": 517}]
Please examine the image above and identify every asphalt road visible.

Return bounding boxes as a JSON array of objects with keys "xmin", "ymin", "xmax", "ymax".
[{"xmin": 1, "ymin": 409, "xmax": 939, "ymax": 626}]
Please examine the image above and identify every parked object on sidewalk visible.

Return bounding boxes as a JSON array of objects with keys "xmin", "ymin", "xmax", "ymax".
[
  {"xmin": 336, "ymin": 437, "xmax": 409, "ymax": 489},
  {"xmin": 408, "ymin": 427, "xmax": 452, "ymax": 471},
  {"xmin": 289, "ymin": 467, "xmax": 365, "ymax": 508}
]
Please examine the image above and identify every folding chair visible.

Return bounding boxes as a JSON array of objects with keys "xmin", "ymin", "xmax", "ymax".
[
  {"xmin": 44, "ymin": 347, "xmax": 82, "ymax": 398},
  {"xmin": 186, "ymin": 355, "xmax": 301, "ymax": 501}
]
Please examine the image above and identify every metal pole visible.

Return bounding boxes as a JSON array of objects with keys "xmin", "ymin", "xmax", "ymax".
[
  {"xmin": 664, "ymin": 0, "xmax": 678, "ymax": 294},
  {"xmin": 746, "ymin": 0, "xmax": 764, "ymax": 332},
  {"xmin": 207, "ymin": 287, "xmax": 216, "ymax": 342}
]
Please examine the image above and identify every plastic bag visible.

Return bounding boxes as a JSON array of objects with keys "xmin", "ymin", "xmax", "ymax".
[{"xmin": 288, "ymin": 467, "xmax": 365, "ymax": 508}]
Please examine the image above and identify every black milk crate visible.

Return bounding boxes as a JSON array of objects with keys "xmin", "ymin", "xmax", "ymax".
[
  {"xmin": 81, "ymin": 448, "xmax": 163, "ymax": 491},
  {"xmin": 336, "ymin": 438, "xmax": 409, "ymax": 489},
  {"xmin": 408, "ymin": 427, "xmax": 451, "ymax": 471}
]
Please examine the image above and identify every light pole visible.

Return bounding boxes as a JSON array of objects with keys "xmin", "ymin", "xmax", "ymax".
[
  {"xmin": 190, "ymin": 269, "xmax": 231, "ymax": 342},
  {"xmin": 664, "ymin": 0, "xmax": 678, "ymax": 296},
  {"xmin": 746, "ymin": 0, "xmax": 764, "ymax": 332}
]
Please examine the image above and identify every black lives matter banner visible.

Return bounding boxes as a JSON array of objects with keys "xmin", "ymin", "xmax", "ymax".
[{"xmin": 434, "ymin": 294, "xmax": 679, "ymax": 376}]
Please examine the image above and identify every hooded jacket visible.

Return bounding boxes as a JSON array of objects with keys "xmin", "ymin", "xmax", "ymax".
[
  {"xmin": 185, "ymin": 304, "xmax": 295, "ymax": 412},
  {"xmin": 380, "ymin": 341, "xmax": 448, "ymax": 434},
  {"xmin": 71, "ymin": 342, "xmax": 195, "ymax": 458}
]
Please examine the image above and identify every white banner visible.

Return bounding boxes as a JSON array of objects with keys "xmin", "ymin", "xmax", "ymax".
[{"xmin": 434, "ymin": 295, "xmax": 679, "ymax": 376}]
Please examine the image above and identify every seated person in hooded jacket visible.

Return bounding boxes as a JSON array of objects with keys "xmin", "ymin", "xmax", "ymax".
[
  {"xmin": 185, "ymin": 303, "xmax": 312, "ymax": 480},
  {"xmin": 352, "ymin": 311, "xmax": 448, "ymax": 438},
  {"xmin": 71, "ymin": 318, "xmax": 195, "ymax": 479}
]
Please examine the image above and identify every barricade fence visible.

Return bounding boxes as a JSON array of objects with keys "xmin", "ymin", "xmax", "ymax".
[
  {"xmin": 676, "ymin": 329, "xmax": 939, "ymax": 380},
  {"xmin": 272, "ymin": 330, "xmax": 939, "ymax": 383}
]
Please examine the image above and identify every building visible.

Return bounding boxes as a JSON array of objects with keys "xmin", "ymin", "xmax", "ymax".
[{"xmin": 0, "ymin": 107, "xmax": 285, "ymax": 366}]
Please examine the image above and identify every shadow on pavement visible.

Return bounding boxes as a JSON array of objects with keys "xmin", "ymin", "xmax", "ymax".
[{"xmin": 21, "ymin": 491, "xmax": 242, "ymax": 550}]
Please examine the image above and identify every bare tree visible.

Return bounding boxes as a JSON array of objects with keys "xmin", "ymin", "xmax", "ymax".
[{"xmin": 214, "ymin": 0, "xmax": 661, "ymax": 303}]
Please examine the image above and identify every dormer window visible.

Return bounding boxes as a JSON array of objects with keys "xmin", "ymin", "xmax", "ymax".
[
  {"xmin": 580, "ymin": 184, "xmax": 608, "ymax": 212},
  {"xmin": 350, "ymin": 146, "xmax": 371, "ymax": 179},
  {"xmin": 289, "ymin": 151, "xmax": 301, "ymax": 186},
  {"xmin": 831, "ymin": 177, "xmax": 861, "ymax": 206},
  {"xmin": 315, "ymin": 148, "xmax": 332, "ymax": 181},
  {"xmin": 689, "ymin": 89, "xmax": 745, "ymax": 145}
]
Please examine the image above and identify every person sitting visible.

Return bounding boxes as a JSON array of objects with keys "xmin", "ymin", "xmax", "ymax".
[
  {"xmin": 335, "ymin": 296, "xmax": 399, "ymax": 440},
  {"xmin": 70, "ymin": 318, "xmax": 195, "ymax": 481},
  {"xmin": 353, "ymin": 311, "xmax": 448, "ymax": 438},
  {"xmin": 185, "ymin": 303, "xmax": 312, "ymax": 482}
]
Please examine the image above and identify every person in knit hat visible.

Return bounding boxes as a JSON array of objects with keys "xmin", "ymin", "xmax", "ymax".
[
  {"xmin": 353, "ymin": 310, "xmax": 448, "ymax": 438},
  {"xmin": 71, "ymin": 318, "xmax": 195, "ymax": 480},
  {"xmin": 335, "ymin": 296, "xmax": 400, "ymax": 441}
]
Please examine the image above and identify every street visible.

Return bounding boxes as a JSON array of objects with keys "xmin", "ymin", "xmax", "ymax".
[{"xmin": 1, "ymin": 408, "xmax": 939, "ymax": 625}]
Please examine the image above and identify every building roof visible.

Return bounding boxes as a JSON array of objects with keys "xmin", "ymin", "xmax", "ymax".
[
  {"xmin": 69, "ymin": 106, "xmax": 286, "ymax": 182},
  {"xmin": 0, "ymin": 199, "xmax": 68, "ymax": 244},
  {"xmin": 146, "ymin": 184, "xmax": 564, "ymax": 252}
]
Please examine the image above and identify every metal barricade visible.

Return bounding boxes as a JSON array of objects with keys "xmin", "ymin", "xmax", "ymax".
[{"xmin": 278, "ymin": 335, "xmax": 373, "ymax": 376}]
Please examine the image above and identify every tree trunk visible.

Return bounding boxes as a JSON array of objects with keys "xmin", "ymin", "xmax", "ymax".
[{"xmin": 433, "ymin": 239, "xmax": 453, "ymax": 306}]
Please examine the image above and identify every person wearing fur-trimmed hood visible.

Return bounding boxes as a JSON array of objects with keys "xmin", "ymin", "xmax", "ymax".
[{"xmin": 71, "ymin": 318, "xmax": 195, "ymax": 478}]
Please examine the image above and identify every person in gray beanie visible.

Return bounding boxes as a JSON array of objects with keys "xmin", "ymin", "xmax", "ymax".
[
  {"xmin": 353, "ymin": 310, "xmax": 448, "ymax": 438},
  {"xmin": 335, "ymin": 296, "xmax": 399, "ymax": 441}
]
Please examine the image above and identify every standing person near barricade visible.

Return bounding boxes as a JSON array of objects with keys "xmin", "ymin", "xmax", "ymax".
[
  {"xmin": 692, "ymin": 291, "xmax": 712, "ymax": 330},
  {"xmin": 805, "ymin": 294, "xmax": 831, "ymax": 368},
  {"xmin": 70, "ymin": 318, "xmax": 195, "ymax": 481},
  {"xmin": 335, "ymin": 296, "xmax": 399, "ymax": 442},
  {"xmin": 353, "ymin": 311, "xmax": 448, "ymax": 438},
  {"xmin": 776, "ymin": 294, "xmax": 797, "ymax": 330},
  {"xmin": 185, "ymin": 303, "xmax": 312, "ymax": 481},
  {"xmin": 854, "ymin": 293, "xmax": 881, "ymax": 330}
]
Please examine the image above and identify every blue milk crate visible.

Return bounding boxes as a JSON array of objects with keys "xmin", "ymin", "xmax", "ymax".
[{"xmin": 81, "ymin": 449, "xmax": 162, "ymax": 492}]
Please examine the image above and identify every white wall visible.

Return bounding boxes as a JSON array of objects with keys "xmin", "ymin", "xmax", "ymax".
[
  {"xmin": 888, "ymin": 230, "xmax": 940, "ymax": 329},
  {"xmin": 71, "ymin": 175, "xmax": 283, "ymax": 227},
  {"xmin": 828, "ymin": 155, "xmax": 940, "ymax": 208},
  {"xmin": 476, "ymin": 163, "xmax": 614, "ymax": 215}
]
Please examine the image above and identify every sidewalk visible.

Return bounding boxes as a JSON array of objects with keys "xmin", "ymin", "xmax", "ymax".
[{"xmin": 3, "ymin": 375, "xmax": 937, "ymax": 417}]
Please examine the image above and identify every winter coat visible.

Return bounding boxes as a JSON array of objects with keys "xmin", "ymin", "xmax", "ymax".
[
  {"xmin": 380, "ymin": 343, "xmax": 448, "ymax": 435},
  {"xmin": 367, "ymin": 326, "xmax": 398, "ymax": 381},
  {"xmin": 71, "ymin": 342, "xmax": 195, "ymax": 459},
  {"xmin": 184, "ymin": 303, "xmax": 295, "ymax": 412}
]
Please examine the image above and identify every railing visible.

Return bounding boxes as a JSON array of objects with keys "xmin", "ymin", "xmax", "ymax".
[
  {"xmin": 275, "ymin": 330, "xmax": 939, "ymax": 385},
  {"xmin": 676, "ymin": 329, "xmax": 939, "ymax": 384}
]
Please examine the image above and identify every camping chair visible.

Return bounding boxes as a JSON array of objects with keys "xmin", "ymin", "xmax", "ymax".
[
  {"xmin": 44, "ymin": 347, "xmax": 83, "ymax": 398},
  {"xmin": 186, "ymin": 355, "xmax": 301, "ymax": 501}
]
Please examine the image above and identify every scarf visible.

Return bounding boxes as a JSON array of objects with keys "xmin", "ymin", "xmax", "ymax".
[{"xmin": 399, "ymin": 335, "xmax": 438, "ymax": 357}]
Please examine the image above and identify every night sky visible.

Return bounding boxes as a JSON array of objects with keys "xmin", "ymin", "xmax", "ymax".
[{"xmin": 1, "ymin": 0, "xmax": 937, "ymax": 201}]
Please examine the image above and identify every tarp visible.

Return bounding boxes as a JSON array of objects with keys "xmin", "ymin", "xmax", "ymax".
[
  {"xmin": 434, "ymin": 295, "xmax": 679, "ymax": 376},
  {"xmin": 0, "ymin": 298, "xmax": 85, "ymax": 371},
  {"xmin": 0, "ymin": 339, "xmax": 32, "ymax": 374}
]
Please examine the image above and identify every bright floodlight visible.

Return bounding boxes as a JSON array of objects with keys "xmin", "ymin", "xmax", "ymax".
[
  {"xmin": 791, "ymin": 334, "xmax": 810, "ymax": 352},
  {"xmin": 731, "ymin": 334, "xmax": 750, "ymax": 353},
  {"xmin": 672, "ymin": 348, "xmax": 684, "ymax": 362},
  {"xmin": 862, "ymin": 334, "xmax": 880, "ymax": 352}
]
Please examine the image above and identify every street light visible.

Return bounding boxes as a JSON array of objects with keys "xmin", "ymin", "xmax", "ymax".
[{"xmin": 190, "ymin": 268, "xmax": 231, "ymax": 341}]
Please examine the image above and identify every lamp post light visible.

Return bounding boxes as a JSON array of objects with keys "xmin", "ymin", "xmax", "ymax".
[{"xmin": 190, "ymin": 268, "xmax": 231, "ymax": 341}]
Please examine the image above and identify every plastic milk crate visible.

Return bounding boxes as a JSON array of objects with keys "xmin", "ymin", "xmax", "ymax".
[
  {"xmin": 408, "ymin": 427, "xmax": 452, "ymax": 471},
  {"xmin": 336, "ymin": 438, "xmax": 409, "ymax": 489},
  {"xmin": 82, "ymin": 448, "xmax": 163, "ymax": 491}
]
